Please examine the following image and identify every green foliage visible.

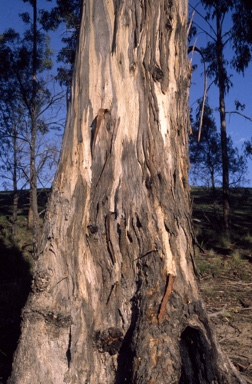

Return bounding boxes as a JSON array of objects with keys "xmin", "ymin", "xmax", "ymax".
[
  {"xmin": 232, "ymin": 1, "xmax": 252, "ymax": 73},
  {"xmin": 0, "ymin": 27, "xmax": 53, "ymax": 116},
  {"xmin": 39, "ymin": 0, "xmax": 82, "ymax": 88}
]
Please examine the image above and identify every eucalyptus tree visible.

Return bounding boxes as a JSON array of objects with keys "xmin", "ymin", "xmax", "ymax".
[
  {"xmin": 0, "ymin": 1, "xmax": 64, "ymax": 248},
  {"xmin": 189, "ymin": 0, "xmax": 252, "ymax": 230},
  {"xmin": 9, "ymin": 1, "xmax": 245, "ymax": 383},
  {"xmin": 20, "ymin": 0, "xmax": 54, "ymax": 243}
]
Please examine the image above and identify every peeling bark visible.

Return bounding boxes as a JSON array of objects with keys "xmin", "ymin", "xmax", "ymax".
[{"xmin": 9, "ymin": 1, "xmax": 245, "ymax": 383}]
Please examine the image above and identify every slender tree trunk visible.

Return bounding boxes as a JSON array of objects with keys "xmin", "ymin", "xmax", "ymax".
[
  {"xmin": 28, "ymin": 0, "xmax": 40, "ymax": 253},
  {"xmin": 9, "ymin": 1, "xmax": 245, "ymax": 383},
  {"xmin": 12, "ymin": 124, "xmax": 18, "ymax": 237},
  {"xmin": 210, "ymin": 169, "xmax": 217, "ymax": 202},
  {"xmin": 28, "ymin": 113, "xmax": 39, "ymax": 251},
  {"xmin": 216, "ymin": 5, "xmax": 230, "ymax": 231}
]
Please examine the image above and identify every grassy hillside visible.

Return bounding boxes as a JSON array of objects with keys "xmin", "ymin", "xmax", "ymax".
[
  {"xmin": 191, "ymin": 187, "xmax": 252, "ymax": 278},
  {"xmin": 0, "ymin": 187, "xmax": 251, "ymax": 382},
  {"xmin": 190, "ymin": 187, "xmax": 252, "ymax": 382}
]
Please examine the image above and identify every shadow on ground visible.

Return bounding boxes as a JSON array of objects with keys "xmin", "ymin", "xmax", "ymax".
[{"xmin": 0, "ymin": 237, "xmax": 32, "ymax": 383}]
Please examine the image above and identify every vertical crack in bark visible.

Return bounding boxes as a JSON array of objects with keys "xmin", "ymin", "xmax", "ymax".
[
  {"xmin": 94, "ymin": 150, "xmax": 110, "ymax": 188},
  {"xmin": 118, "ymin": 216, "xmax": 127, "ymax": 258},
  {"xmin": 106, "ymin": 281, "xmax": 119, "ymax": 305},
  {"xmin": 105, "ymin": 213, "xmax": 116, "ymax": 264},
  {"xmin": 66, "ymin": 326, "xmax": 72, "ymax": 368},
  {"xmin": 115, "ymin": 290, "xmax": 140, "ymax": 384}
]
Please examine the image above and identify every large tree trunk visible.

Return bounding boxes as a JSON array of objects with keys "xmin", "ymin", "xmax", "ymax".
[{"xmin": 9, "ymin": 1, "xmax": 245, "ymax": 383}]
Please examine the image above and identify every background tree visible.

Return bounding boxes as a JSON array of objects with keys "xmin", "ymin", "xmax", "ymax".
[
  {"xmin": 0, "ymin": 112, "xmax": 29, "ymax": 236},
  {"xmin": 9, "ymin": 1, "xmax": 245, "ymax": 383},
  {"xmin": 244, "ymin": 138, "xmax": 252, "ymax": 158},
  {"xmin": 190, "ymin": 101, "xmax": 248, "ymax": 196},
  {"xmin": 0, "ymin": 30, "xmax": 30, "ymax": 236},
  {"xmin": 189, "ymin": 0, "xmax": 252, "ymax": 230},
  {"xmin": 0, "ymin": 3, "xmax": 64, "ymax": 248},
  {"xmin": 190, "ymin": 102, "xmax": 222, "ymax": 192}
]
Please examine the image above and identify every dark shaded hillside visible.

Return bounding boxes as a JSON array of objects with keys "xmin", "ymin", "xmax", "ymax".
[
  {"xmin": 191, "ymin": 187, "xmax": 252, "ymax": 250},
  {"xmin": 0, "ymin": 237, "xmax": 31, "ymax": 383},
  {"xmin": 0, "ymin": 189, "xmax": 50, "ymax": 383}
]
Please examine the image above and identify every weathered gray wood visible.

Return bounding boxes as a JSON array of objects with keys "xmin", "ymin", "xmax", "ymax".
[{"xmin": 9, "ymin": 1, "xmax": 246, "ymax": 383}]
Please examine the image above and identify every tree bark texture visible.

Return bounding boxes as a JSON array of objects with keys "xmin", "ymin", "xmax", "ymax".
[{"xmin": 9, "ymin": 1, "xmax": 245, "ymax": 383}]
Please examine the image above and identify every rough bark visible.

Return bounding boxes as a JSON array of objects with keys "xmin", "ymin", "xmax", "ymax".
[{"xmin": 9, "ymin": 1, "xmax": 245, "ymax": 383}]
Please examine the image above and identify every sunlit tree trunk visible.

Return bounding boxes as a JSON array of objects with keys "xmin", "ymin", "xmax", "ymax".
[{"xmin": 9, "ymin": 1, "xmax": 245, "ymax": 383}]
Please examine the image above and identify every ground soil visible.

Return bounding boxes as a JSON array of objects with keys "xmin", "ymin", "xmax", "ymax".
[
  {"xmin": 197, "ymin": 254, "xmax": 252, "ymax": 383},
  {"xmin": 191, "ymin": 187, "xmax": 252, "ymax": 382}
]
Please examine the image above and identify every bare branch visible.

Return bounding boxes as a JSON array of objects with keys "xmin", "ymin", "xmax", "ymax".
[
  {"xmin": 37, "ymin": 91, "xmax": 65, "ymax": 118},
  {"xmin": 188, "ymin": 45, "xmax": 208, "ymax": 141},
  {"xmin": 189, "ymin": 4, "xmax": 217, "ymax": 41},
  {"xmin": 225, "ymin": 111, "xmax": 252, "ymax": 122},
  {"xmin": 187, "ymin": 10, "xmax": 195, "ymax": 37},
  {"xmin": 191, "ymin": 20, "xmax": 217, "ymax": 42}
]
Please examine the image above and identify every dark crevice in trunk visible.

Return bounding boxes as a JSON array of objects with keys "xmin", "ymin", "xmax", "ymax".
[
  {"xmin": 66, "ymin": 327, "xmax": 72, "ymax": 368},
  {"xmin": 115, "ymin": 305, "xmax": 137, "ymax": 383},
  {"xmin": 179, "ymin": 326, "xmax": 215, "ymax": 384},
  {"xmin": 115, "ymin": 285, "xmax": 141, "ymax": 384}
]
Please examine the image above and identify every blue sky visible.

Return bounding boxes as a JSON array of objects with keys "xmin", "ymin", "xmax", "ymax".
[{"xmin": 1, "ymin": 0, "xmax": 252, "ymax": 186}]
